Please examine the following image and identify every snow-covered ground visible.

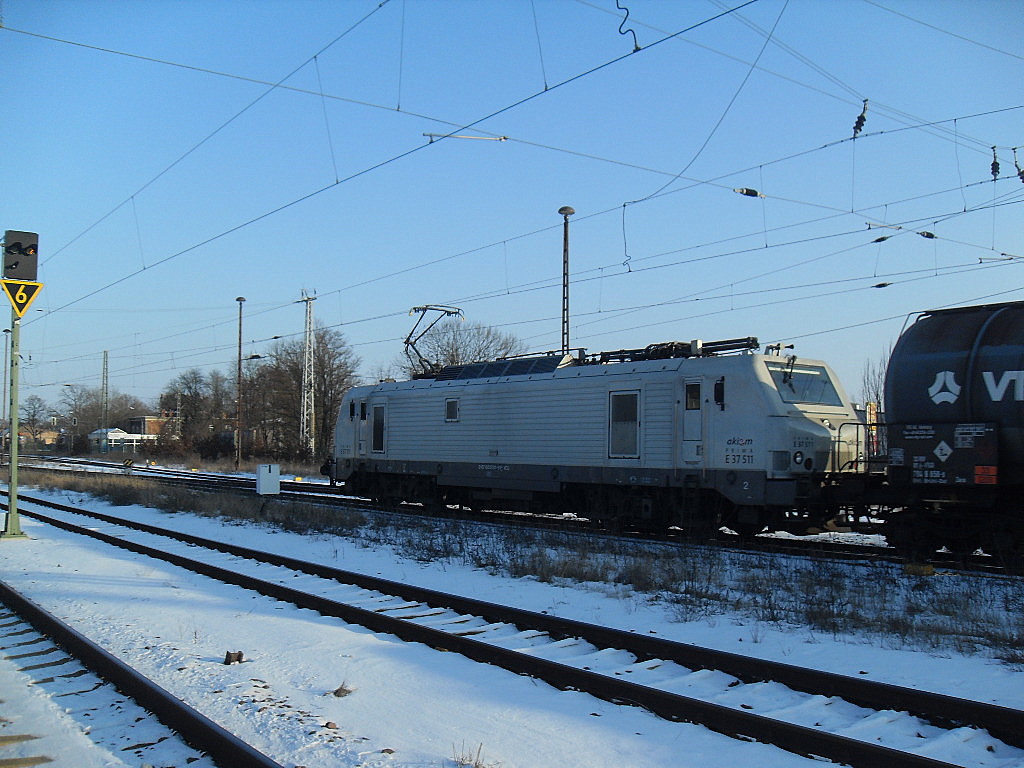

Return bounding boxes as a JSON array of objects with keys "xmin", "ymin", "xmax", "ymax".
[{"xmin": 2, "ymin": 485, "xmax": 1023, "ymax": 768}]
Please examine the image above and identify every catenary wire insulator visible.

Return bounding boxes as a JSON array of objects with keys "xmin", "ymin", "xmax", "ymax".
[{"xmin": 852, "ymin": 98, "xmax": 868, "ymax": 137}]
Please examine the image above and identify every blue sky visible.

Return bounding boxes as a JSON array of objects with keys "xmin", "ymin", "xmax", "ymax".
[{"xmin": 2, "ymin": 0, "xmax": 1022, "ymax": 409}]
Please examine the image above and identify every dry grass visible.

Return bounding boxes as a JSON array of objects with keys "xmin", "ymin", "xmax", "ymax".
[
  {"xmin": 451, "ymin": 743, "xmax": 498, "ymax": 768},
  {"xmin": 21, "ymin": 468, "xmax": 1024, "ymax": 664}
]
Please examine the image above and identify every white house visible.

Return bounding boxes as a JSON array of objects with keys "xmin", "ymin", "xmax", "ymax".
[{"xmin": 87, "ymin": 427, "xmax": 158, "ymax": 452}]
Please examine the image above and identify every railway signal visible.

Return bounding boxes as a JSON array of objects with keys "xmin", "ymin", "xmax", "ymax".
[
  {"xmin": 3, "ymin": 230, "xmax": 38, "ymax": 281},
  {"xmin": 1, "ymin": 229, "xmax": 41, "ymax": 540}
]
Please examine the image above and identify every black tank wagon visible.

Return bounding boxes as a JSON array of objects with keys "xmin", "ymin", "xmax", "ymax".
[{"xmin": 876, "ymin": 301, "xmax": 1024, "ymax": 558}]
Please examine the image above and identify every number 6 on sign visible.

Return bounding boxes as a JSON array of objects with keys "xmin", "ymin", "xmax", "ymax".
[{"xmin": 1, "ymin": 279, "xmax": 43, "ymax": 318}]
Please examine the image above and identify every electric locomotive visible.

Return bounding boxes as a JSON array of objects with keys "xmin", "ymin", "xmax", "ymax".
[{"xmin": 324, "ymin": 337, "xmax": 862, "ymax": 536}]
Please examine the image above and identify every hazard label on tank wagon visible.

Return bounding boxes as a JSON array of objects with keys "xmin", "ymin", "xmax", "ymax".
[{"xmin": 888, "ymin": 422, "xmax": 997, "ymax": 485}]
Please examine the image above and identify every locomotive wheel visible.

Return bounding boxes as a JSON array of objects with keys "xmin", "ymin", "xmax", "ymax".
[
  {"xmin": 680, "ymin": 516, "xmax": 720, "ymax": 541},
  {"xmin": 724, "ymin": 506, "xmax": 766, "ymax": 539}
]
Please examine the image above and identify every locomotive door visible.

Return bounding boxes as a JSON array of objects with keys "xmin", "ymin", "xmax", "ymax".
[
  {"xmin": 681, "ymin": 378, "xmax": 703, "ymax": 465},
  {"xmin": 356, "ymin": 401, "xmax": 368, "ymax": 456}
]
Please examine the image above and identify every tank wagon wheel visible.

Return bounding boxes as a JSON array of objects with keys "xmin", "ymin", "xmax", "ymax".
[
  {"xmin": 943, "ymin": 529, "xmax": 984, "ymax": 560},
  {"xmin": 884, "ymin": 508, "xmax": 943, "ymax": 564},
  {"xmin": 586, "ymin": 513, "xmax": 623, "ymax": 534},
  {"xmin": 999, "ymin": 552, "xmax": 1024, "ymax": 575},
  {"xmin": 981, "ymin": 522, "xmax": 1024, "ymax": 574}
]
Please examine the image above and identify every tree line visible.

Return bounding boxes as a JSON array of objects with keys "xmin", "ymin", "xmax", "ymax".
[{"xmin": 20, "ymin": 319, "xmax": 523, "ymax": 463}]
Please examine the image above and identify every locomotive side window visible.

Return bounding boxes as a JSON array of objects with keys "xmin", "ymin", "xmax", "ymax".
[
  {"xmin": 349, "ymin": 402, "xmax": 355, "ymax": 421},
  {"xmin": 609, "ymin": 390, "xmax": 640, "ymax": 458},
  {"xmin": 371, "ymin": 404, "xmax": 385, "ymax": 453},
  {"xmin": 360, "ymin": 402, "xmax": 367, "ymax": 420},
  {"xmin": 685, "ymin": 382, "xmax": 701, "ymax": 410},
  {"xmin": 445, "ymin": 398, "xmax": 459, "ymax": 422},
  {"xmin": 764, "ymin": 361, "xmax": 843, "ymax": 406}
]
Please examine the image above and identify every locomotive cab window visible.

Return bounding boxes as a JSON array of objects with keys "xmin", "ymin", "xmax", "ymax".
[
  {"xmin": 764, "ymin": 361, "xmax": 843, "ymax": 406},
  {"xmin": 360, "ymin": 402, "xmax": 367, "ymax": 420},
  {"xmin": 609, "ymin": 390, "xmax": 640, "ymax": 458},
  {"xmin": 685, "ymin": 382, "xmax": 701, "ymax": 410},
  {"xmin": 349, "ymin": 401, "xmax": 356, "ymax": 421},
  {"xmin": 445, "ymin": 398, "xmax": 459, "ymax": 422},
  {"xmin": 371, "ymin": 404, "xmax": 385, "ymax": 453}
]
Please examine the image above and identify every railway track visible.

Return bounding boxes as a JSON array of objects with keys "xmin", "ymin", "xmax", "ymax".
[
  {"xmin": 7, "ymin": 491, "xmax": 1023, "ymax": 768},
  {"xmin": 0, "ymin": 578, "xmax": 284, "ymax": 768},
  {"xmin": 21, "ymin": 456, "xmax": 1015, "ymax": 575}
]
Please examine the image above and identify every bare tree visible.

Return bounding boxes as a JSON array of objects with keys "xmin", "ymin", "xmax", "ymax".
[
  {"xmin": 151, "ymin": 328, "xmax": 360, "ymax": 461},
  {"xmin": 60, "ymin": 384, "xmax": 92, "ymax": 426},
  {"xmin": 859, "ymin": 349, "xmax": 889, "ymax": 410},
  {"xmin": 398, "ymin": 319, "xmax": 526, "ymax": 378},
  {"xmin": 20, "ymin": 394, "xmax": 49, "ymax": 444},
  {"xmin": 59, "ymin": 384, "xmax": 148, "ymax": 437},
  {"xmin": 366, "ymin": 361, "xmax": 399, "ymax": 384},
  {"xmin": 207, "ymin": 370, "xmax": 231, "ymax": 420},
  {"xmin": 158, "ymin": 369, "xmax": 233, "ymax": 456},
  {"xmin": 244, "ymin": 326, "xmax": 360, "ymax": 460}
]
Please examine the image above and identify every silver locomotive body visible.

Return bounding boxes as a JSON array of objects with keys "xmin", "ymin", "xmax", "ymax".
[{"xmin": 329, "ymin": 342, "xmax": 859, "ymax": 534}]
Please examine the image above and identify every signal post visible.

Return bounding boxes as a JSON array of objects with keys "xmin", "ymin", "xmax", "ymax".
[{"xmin": 1, "ymin": 230, "xmax": 42, "ymax": 539}]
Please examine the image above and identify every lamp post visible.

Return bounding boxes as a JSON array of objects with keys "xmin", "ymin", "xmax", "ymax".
[
  {"xmin": 235, "ymin": 296, "xmax": 245, "ymax": 470},
  {"xmin": 62, "ymin": 384, "xmax": 78, "ymax": 455},
  {"xmin": 558, "ymin": 206, "xmax": 575, "ymax": 355}
]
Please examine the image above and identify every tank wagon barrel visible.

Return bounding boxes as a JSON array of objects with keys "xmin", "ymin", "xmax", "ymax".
[{"xmin": 873, "ymin": 301, "xmax": 1024, "ymax": 560}]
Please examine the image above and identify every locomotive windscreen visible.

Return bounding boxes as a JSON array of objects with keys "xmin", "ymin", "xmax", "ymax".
[{"xmin": 764, "ymin": 361, "xmax": 844, "ymax": 406}]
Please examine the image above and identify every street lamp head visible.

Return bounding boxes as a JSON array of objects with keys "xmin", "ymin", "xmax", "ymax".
[
  {"xmin": 236, "ymin": 296, "xmax": 246, "ymax": 303},
  {"xmin": 558, "ymin": 206, "xmax": 575, "ymax": 218}
]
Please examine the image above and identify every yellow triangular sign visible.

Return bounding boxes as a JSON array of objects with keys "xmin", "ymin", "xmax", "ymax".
[{"xmin": 1, "ymin": 279, "xmax": 43, "ymax": 318}]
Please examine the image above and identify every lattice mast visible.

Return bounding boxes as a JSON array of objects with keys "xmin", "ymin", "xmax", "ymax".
[
  {"xmin": 558, "ymin": 206, "xmax": 574, "ymax": 355},
  {"xmin": 300, "ymin": 292, "xmax": 316, "ymax": 455},
  {"xmin": 101, "ymin": 350, "xmax": 109, "ymax": 444}
]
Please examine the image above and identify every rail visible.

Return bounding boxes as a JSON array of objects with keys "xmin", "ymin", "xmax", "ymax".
[
  {"xmin": 11, "ymin": 493, "xmax": 1024, "ymax": 767},
  {"xmin": 0, "ymin": 577, "xmax": 286, "ymax": 768}
]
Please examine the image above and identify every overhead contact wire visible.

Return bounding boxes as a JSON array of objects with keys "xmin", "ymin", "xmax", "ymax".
[{"xmin": 28, "ymin": 0, "xmax": 761, "ymax": 323}]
